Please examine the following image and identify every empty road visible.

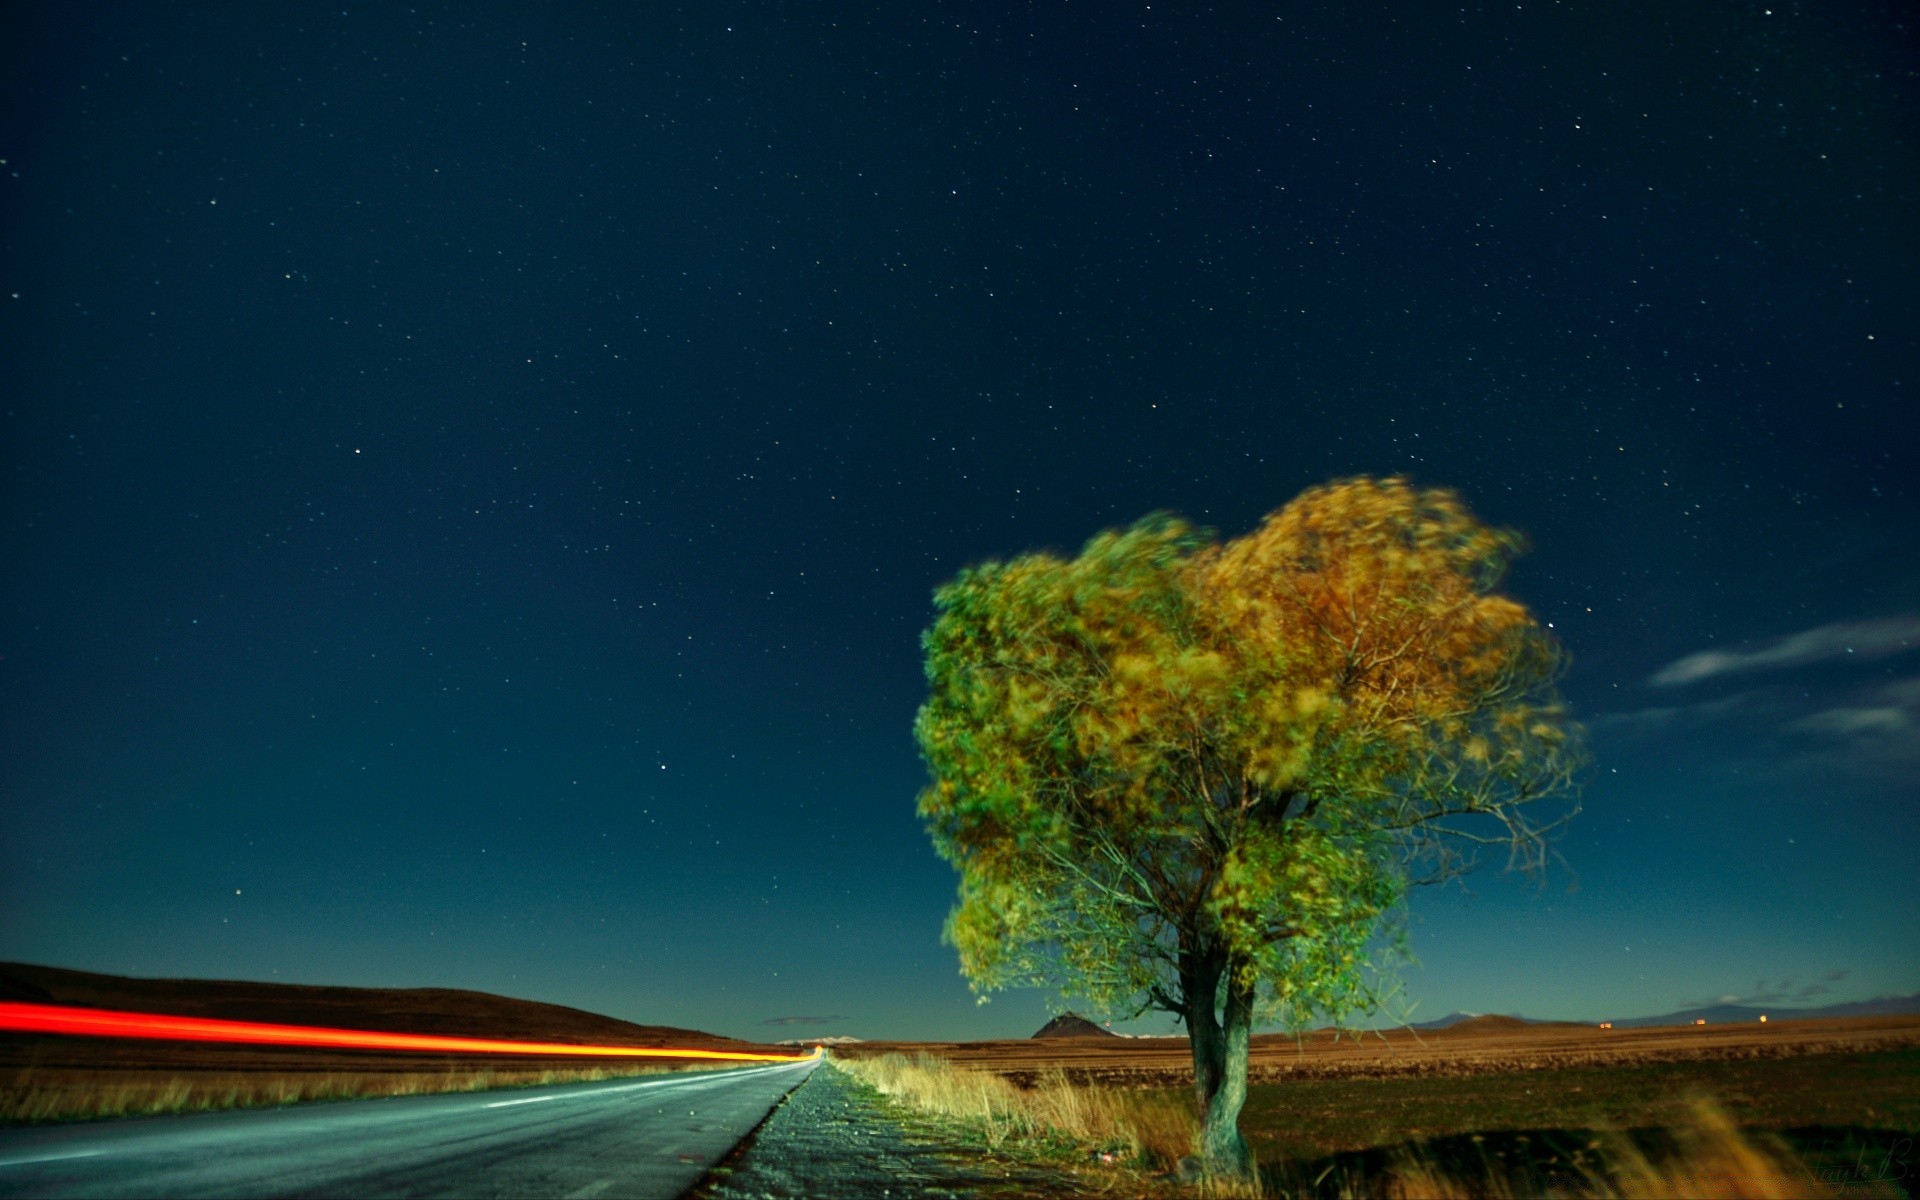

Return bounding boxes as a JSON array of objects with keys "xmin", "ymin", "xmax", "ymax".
[{"xmin": 0, "ymin": 1056, "xmax": 819, "ymax": 1199}]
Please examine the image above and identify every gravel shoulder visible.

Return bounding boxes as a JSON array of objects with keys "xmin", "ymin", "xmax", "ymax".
[{"xmin": 694, "ymin": 1061, "xmax": 1096, "ymax": 1200}]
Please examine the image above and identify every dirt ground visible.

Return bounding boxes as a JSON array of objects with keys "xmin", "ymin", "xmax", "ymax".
[{"xmin": 834, "ymin": 1013, "xmax": 1920, "ymax": 1086}]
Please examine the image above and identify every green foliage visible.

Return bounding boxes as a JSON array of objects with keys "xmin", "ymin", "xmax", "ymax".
[{"xmin": 916, "ymin": 477, "xmax": 1583, "ymax": 1031}]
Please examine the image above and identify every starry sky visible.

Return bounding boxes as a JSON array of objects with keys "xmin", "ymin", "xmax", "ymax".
[{"xmin": 2, "ymin": 2, "xmax": 1915, "ymax": 1042}]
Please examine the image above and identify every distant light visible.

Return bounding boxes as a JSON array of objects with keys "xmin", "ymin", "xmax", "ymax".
[
  {"xmin": 1694, "ymin": 1018, "xmax": 1707, "ymax": 1025},
  {"xmin": 1759, "ymin": 1014, "xmax": 1767, "ymax": 1023}
]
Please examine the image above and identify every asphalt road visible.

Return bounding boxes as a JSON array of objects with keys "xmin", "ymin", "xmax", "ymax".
[{"xmin": 0, "ymin": 1057, "xmax": 819, "ymax": 1199}]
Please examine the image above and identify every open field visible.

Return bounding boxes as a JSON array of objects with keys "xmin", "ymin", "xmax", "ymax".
[
  {"xmin": 838, "ymin": 1013, "xmax": 1920, "ymax": 1087},
  {"xmin": 1229, "ymin": 1046, "xmax": 1920, "ymax": 1157},
  {"xmin": 1225, "ymin": 1047, "xmax": 1918, "ymax": 1195},
  {"xmin": 836, "ymin": 1019, "xmax": 1920, "ymax": 1196},
  {"xmin": 834, "ymin": 1048, "xmax": 1918, "ymax": 1197}
]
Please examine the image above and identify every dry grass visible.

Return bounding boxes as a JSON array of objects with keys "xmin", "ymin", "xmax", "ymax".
[
  {"xmin": 1351, "ymin": 1099, "xmax": 1902, "ymax": 1199},
  {"xmin": 833, "ymin": 1051, "xmax": 1197, "ymax": 1169},
  {"xmin": 0, "ymin": 1061, "xmax": 725, "ymax": 1125},
  {"xmin": 1595, "ymin": 1100, "xmax": 1851, "ymax": 1199}
]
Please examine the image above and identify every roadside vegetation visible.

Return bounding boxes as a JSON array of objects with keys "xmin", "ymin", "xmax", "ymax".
[
  {"xmin": 835, "ymin": 1052, "xmax": 1196, "ymax": 1172},
  {"xmin": 0, "ymin": 1060, "xmax": 737, "ymax": 1125},
  {"xmin": 837, "ymin": 1049, "xmax": 1915, "ymax": 1198}
]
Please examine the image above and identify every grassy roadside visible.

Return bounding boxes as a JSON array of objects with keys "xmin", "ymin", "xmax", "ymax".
[
  {"xmin": 833, "ymin": 1051, "xmax": 1197, "ymax": 1192},
  {"xmin": 0, "ymin": 1060, "xmax": 741, "ymax": 1125},
  {"xmin": 835, "ymin": 1049, "xmax": 1917, "ymax": 1198}
]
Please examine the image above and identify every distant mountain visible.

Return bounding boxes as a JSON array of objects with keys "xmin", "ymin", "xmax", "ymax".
[
  {"xmin": 1607, "ymin": 994, "xmax": 1920, "ymax": 1029},
  {"xmin": 1389, "ymin": 993, "xmax": 1920, "ymax": 1032},
  {"xmin": 1033, "ymin": 1012, "xmax": 1120, "ymax": 1038},
  {"xmin": 775, "ymin": 1035, "xmax": 864, "ymax": 1046},
  {"xmin": 0, "ymin": 961, "xmax": 766, "ymax": 1049},
  {"xmin": 1807, "ymin": 994, "xmax": 1920, "ymax": 1018}
]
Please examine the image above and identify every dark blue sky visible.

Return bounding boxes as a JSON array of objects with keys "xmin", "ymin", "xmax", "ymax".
[{"xmin": 3, "ymin": 2, "xmax": 1915, "ymax": 1041}]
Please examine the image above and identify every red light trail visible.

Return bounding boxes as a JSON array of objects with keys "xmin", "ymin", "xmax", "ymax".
[{"xmin": 0, "ymin": 1002, "xmax": 818, "ymax": 1062}]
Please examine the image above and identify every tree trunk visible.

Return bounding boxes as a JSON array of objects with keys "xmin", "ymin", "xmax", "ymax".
[
  {"xmin": 1197, "ymin": 968, "xmax": 1255, "ymax": 1178},
  {"xmin": 1182, "ymin": 950, "xmax": 1255, "ymax": 1179},
  {"xmin": 1182, "ymin": 950, "xmax": 1224, "ymax": 1116}
]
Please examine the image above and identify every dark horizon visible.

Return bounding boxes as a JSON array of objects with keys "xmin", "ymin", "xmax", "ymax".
[{"xmin": 3, "ymin": 2, "xmax": 1915, "ymax": 1042}]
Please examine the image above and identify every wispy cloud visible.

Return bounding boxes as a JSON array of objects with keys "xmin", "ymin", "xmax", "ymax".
[
  {"xmin": 1586, "ymin": 692, "xmax": 1759, "ymax": 738},
  {"xmin": 1590, "ymin": 676, "xmax": 1920, "ymax": 785},
  {"xmin": 761, "ymin": 1014, "xmax": 844, "ymax": 1027},
  {"xmin": 1784, "ymin": 676, "xmax": 1920, "ymax": 775},
  {"xmin": 1680, "ymin": 972, "xmax": 1847, "ymax": 1009},
  {"xmin": 1649, "ymin": 615, "xmax": 1920, "ymax": 687},
  {"xmin": 1788, "ymin": 706, "xmax": 1907, "ymax": 737}
]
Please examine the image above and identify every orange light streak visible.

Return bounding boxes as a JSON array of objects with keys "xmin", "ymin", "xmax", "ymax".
[{"xmin": 0, "ymin": 1002, "xmax": 818, "ymax": 1063}]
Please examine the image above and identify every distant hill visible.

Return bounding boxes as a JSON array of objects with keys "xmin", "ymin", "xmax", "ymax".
[
  {"xmin": 1442, "ymin": 1014, "xmax": 1538, "ymax": 1033},
  {"xmin": 1402, "ymin": 1011, "xmax": 1542, "ymax": 1031},
  {"xmin": 1033, "ymin": 1012, "xmax": 1120, "ymax": 1038},
  {"xmin": 1392, "ymin": 994, "xmax": 1920, "ymax": 1032},
  {"xmin": 1606, "ymin": 994, "xmax": 1920, "ymax": 1029},
  {"xmin": 775, "ymin": 1035, "xmax": 864, "ymax": 1046},
  {"xmin": 0, "ymin": 961, "xmax": 761, "ymax": 1049}
]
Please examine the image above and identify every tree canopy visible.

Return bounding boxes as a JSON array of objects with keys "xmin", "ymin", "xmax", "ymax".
[{"xmin": 914, "ymin": 476, "xmax": 1583, "ymax": 1174}]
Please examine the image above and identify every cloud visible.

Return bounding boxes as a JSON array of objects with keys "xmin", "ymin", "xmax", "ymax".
[
  {"xmin": 1588, "ymin": 675, "xmax": 1920, "ymax": 787},
  {"xmin": 1787, "ymin": 706, "xmax": 1908, "ymax": 737},
  {"xmin": 1782, "ymin": 678, "xmax": 1920, "ymax": 775},
  {"xmin": 760, "ymin": 1014, "xmax": 844, "ymax": 1027},
  {"xmin": 1587, "ymin": 692, "xmax": 1759, "ymax": 739},
  {"xmin": 1649, "ymin": 615, "xmax": 1920, "ymax": 687},
  {"xmin": 1871, "ymin": 677, "xmax": 1920, "ymax": 707},
  {"xmin": 1679, "ymin": 976, "xmax": 1844, "ymax": 1009}
]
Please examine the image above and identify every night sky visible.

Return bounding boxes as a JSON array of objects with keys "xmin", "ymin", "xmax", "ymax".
[{"xmin": 3, "ymin": 3, "xmax": 1915, "ymax": 1043}]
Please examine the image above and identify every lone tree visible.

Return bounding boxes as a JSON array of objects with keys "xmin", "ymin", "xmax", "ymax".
[{"xmin": 915, "ymin": 477, "xmax": 1583, "ymax": 1178}]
